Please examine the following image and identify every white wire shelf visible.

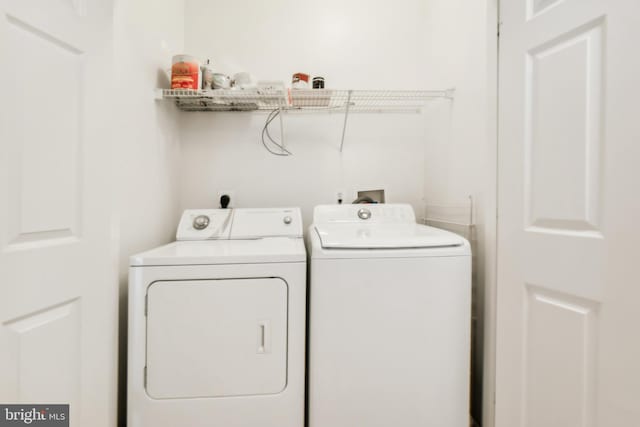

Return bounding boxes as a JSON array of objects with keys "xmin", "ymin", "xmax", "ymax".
[
  {"xmin": 158, "ymin": 88, "xmax": 287, "ymax": 111},
  {"xmin": 157, "ymin": 87, "xmax": 454, "ymax": 152},
  {"xmin": 158, "ymin": 88, "xmax": 454, "ymax": 113},
  {"xmin": 287, "ymin": 89, "xmax": 454, "ymax": 113}
]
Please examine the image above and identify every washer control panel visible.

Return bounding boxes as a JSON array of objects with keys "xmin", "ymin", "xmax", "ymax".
[{"xmin": 176, "ymin": 209, "xmax": 233, "ymax": 240}]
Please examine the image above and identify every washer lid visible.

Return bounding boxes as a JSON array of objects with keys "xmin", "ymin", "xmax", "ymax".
[{"xmin": 314, "ymin": 223, "xmax": 465, "ymax": 249}]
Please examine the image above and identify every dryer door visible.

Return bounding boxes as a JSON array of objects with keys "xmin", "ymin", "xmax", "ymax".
[{"xmin": 145, "ymin": 278, "xmax": 288, "ymax": 399}]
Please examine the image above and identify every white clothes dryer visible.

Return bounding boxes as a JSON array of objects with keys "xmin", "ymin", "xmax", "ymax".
[
  {"xmin": 308, "ymin": 204, "xmax": 471, "ymax": 427},
  {"xmin": 128, "ymin": 208, "xmax": 306, "ymax": 427}
]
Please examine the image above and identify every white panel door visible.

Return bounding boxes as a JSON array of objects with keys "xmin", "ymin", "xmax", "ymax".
[
  {"xmin": 497, "ymin": 0, "xmax": 640, "ymax": 426},
  {"xmin": 0, "ymin": 0, "xmax": 117, "ymax": 426}
]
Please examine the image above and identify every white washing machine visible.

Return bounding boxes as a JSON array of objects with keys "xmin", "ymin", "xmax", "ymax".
[
  {"xmin": 308, "ymin": 204, "xmax": 471, "ymax": 427},
  {"xmin": 128, "ymin": 208, "xmax": 306, "ymax": 427}
]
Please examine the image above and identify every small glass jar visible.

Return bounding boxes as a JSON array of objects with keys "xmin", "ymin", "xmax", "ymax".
[{"xmin": 312, "ymin": 76, "xmax": 325, "ymax": 89}]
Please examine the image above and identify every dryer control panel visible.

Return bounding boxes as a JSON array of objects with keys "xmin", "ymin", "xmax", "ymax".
[
  {"xmin": 176, "ymin": 208, "xmax": 303, "ymax": 240},
  {"xmin": 176, "ymin": 209, "xmax": 233, "ymax": 240},
  {"xmin": 231, "ymin": 208, "xmax": 302, "ymax": 239}
]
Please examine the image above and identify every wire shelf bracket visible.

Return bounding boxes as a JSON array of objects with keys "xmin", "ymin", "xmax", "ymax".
[
  {"xmin": 278, "ymin": 106, "xmax": 286, "ymax": 152},
  {"xmin": 339, "ymin": 90, "xmax": 353, "ymax": 152}
]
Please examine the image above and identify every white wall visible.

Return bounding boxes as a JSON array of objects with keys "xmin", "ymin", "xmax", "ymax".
[
  {"xmin": 122, "ymin": 1, "xmax": 496, "ymax": 425},
  {"xmin": 112, "ymin": 1, "xmax": 184, "ymax": 424},
  {"xmin": 180, "ymin": 0, "xmax": 454, "ymax": 226},
  {"xmin": 422, "ymin": 1, "xmax": 497, "ymax": 426}
]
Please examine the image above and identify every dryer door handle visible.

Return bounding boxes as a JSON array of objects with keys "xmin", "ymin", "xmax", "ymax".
[{"xmin": 257, "ymin": 321, "xmax": 271, "ymax": 354}]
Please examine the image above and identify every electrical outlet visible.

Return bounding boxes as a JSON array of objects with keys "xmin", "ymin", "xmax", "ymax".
[
  {"xmin": 335, "ymin": 189, "xmax": 346, "ymax": 205},
  {"xmin": 216, "ymin": 190, "xmax": 235, "ymax": 208}
]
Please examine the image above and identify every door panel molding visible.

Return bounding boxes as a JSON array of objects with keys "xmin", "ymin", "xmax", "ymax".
[
  {"xmin": 524, "ymin": 17, "xmax": 605, "ymax": 236},
  {"xmin": 522, "ymin": 284, "xmax": 598, "ymax": 427}
]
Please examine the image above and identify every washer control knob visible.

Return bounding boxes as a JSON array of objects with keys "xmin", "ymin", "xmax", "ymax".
[
  {"xmin": 193, "ymin": 215, "xmax": 210, "ymax": 230},
  {"xmin": 283, "ymin": 216, "xmax": 293, "ymax": 225},
  {"xmin": 357, "ymin": 208, "xmax": 371, "ymax": 220}
]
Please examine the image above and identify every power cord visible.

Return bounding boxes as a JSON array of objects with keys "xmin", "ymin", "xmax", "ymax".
[{"xmin": 261, "ymin": 109, "xmax": 292, "ymax": 156}]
